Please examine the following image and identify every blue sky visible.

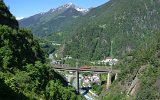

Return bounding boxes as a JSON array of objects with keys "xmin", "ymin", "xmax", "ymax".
[{"xmin": 3, "ymin": 0, "xmax": 108, "ymax": 19}]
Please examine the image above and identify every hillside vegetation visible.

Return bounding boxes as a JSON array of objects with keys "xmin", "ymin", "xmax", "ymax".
[
  {"xmin": 0, "ymin": 1, "xmax": 18, "ymax": 29},
  {"xmin": 3, "ymin": 0, "xmax": 160, "ymax": 99},
  {"xmin": 61, "ymin": 0, "xmax": 160, "ymax": 99},
  {"xmin": 102, "ymin": 32, "xmax": 160, "ymax": 100},
  {"xmin": 64, "ymin": 0, "xmax": 160, "ymax": 60},
  {"xmin": 0, "ymin": 0, "xmax": 84, "ymax": 99}
]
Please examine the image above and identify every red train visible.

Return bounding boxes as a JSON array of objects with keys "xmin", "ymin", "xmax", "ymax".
[{"xmin": 80, "ymin": 66, "xmax": 91, "ymax": 69}]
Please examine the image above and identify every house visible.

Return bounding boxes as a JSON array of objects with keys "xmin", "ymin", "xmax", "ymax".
[
  {"xmin": 92, "ymin": 73, "xmax": 100, "ymax": 83},
  {"xmin": 101, "ymin": 57, "xmax": 118, "ymax": 65},
  {"xmin": 84, "ymin": 78, "xmax": 90, "ymax": 84},
  {"xmin": 104, "ymin": 57, "xmax": 113, "ymax": 62},
  {"xmin": 64, "ymin": 55, "xmax": 72, "ymax": 60},
  {"xmin": 109, "ymin": 58, "xmax": 118, "ymax": 65}
]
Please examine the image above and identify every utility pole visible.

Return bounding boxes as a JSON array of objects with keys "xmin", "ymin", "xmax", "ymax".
[
  {"xmin": 106, "ymin": 40, "xmax": 113, "ymax": 90},
  {"xmin": 110, "ymin": 40, "xmax": 113, "ymax": 72},
  {"xmin": 76, "ymin": 59, "xmax": 79, "ymax": 94},
  {"xmin": 61, "ymin": 47, "xmax": 63, "ymax": 67},
  {"xmin": 61, "ymin": 42, "xmax": 65, "ymax": 67}
]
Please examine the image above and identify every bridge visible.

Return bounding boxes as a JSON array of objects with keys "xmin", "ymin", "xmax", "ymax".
[
  {"xmin": 52, "ymin": 65, "xmax": 120, "ymax": 94},
  {"xmin": 53, "ymin": 66, "xmax": 120, "ymax": 73}
]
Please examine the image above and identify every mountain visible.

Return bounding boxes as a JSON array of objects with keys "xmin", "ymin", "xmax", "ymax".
[
  {"xmin": 0, "ymin": 1, "xmax": 84, "ymax": 99},
  {"xmin": 63, "ymin": 0, "xmax": 160, "ymax": 60},
  {"xmin": 19, "ymin": 3, "xmax": 89, "ymax": 39},
  {"xmin": 0, "ymin": 1, "xmax": 18, "ymax": 29},
  {"xmin": 102, "ymin": 32, "xmax": 160, "ymax": 99},
  {"xmin": 0, "ymin": 1, "xmax": 45, "ymax": 69},
  {"xmin": 61, "ymin": 0, "xmax": 160, "ymax": 99}
]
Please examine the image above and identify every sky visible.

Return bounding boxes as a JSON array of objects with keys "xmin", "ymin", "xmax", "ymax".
[{"xmin": 3, "ymin": 0, "xmax": 108, "ymax": 20}]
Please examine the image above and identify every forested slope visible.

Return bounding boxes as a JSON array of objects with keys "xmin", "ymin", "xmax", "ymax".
[
  {"xmin": 0, "ymin": 0, "xmax": 84, "ymax": 99},
  {"xmin": 64, "ymin": 0, "xmax": 160, "ymax": 60},
  {"xmin": 0, "ymin": 1, "xmax": 18, "ymax": 29},
  {"xmin": 102, "ymin": 32, "xmax": 160, "ymax": 100},
  {"xmin": 62, "ymin": 1, "xmax": 160, "ymax": 98}
]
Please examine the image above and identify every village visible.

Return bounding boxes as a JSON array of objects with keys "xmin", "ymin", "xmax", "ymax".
[{"xmin": 50, "ymin": 53, "xmax": 119, "ymax": 99}]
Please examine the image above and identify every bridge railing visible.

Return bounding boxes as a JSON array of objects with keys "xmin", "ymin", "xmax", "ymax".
[{"xmin": 91, "ymin": 66, "xmax": 111, "ymax": 70}]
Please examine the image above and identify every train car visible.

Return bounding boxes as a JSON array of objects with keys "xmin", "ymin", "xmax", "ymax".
[{"xmin": 80, "ymin": 66, "xmax": 91, "ymax": 69}]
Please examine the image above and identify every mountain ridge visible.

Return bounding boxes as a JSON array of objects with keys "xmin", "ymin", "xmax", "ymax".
[
  {"xmin": 21, "ymin": 2, "xmax": 89, "ymax": 20},
  {"xmin": 18, "ymin": 3, "xmax": 89, "ymax": 40}
]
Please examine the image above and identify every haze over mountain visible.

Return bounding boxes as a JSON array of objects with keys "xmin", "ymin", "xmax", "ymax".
[{"xmin": 19, "ymin": 3, "xmax": 89, "ymax": 38}]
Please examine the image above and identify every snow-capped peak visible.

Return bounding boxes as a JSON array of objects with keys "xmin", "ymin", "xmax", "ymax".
[
  {"xmin": 62, "ymin": 2, "xmax": 74, "ymax": 8},
  {"xmin": 40, "ymin": 3, "xmax": 89, "ymax": 15},
  {"xmin": 61, "ymin": 3, "xmax": 89, "ymax": 13},
  {"xmin": 75, "ymin": 7, "xmax": 89, "ymax": 13},
  {"xmin": 40, "ymin": 12, "xmax": 46, "ymax": 15},
  {"xmin": 49, "ymin": 8, "xmax": 55, "ymax": 12},
  {"xmin": 68, "ymin": 2, "xmax": 73, "ymax": 6}
]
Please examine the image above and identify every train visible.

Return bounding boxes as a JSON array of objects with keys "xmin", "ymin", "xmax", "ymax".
[{"xmin": 80, "ymin": 66, "xmax": 91, "ymax": 69}]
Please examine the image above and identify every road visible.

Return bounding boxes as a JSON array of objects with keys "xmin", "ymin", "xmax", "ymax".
[
  {"xmin": 49, "ymin": 53, "xmax": 57, "ymax": 64},
  {"xmin": 49, "ymin": 53, "xmax": 96, "ymax": 100},
  {"xmin": 72, "ymin": 74, "xmax": 95, "ymax": 100},
  {"xmin": 65, "ymin": 73, "xmax": 95, "ymax": 100}
]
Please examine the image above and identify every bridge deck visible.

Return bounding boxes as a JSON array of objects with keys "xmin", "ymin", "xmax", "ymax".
[{"xmin": 52, "ymin": 65, "xmax": 120, "ymax": 73}]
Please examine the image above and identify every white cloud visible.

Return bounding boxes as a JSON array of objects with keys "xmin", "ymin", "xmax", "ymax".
[{"xmin": 16, "ymin": 17, "xmax": 24, "ymax": 20}]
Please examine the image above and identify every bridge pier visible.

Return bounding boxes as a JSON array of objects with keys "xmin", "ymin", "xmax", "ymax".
[
  {"xmin": 53, "ymin": 65, "xmax": 120, "ymax": 92},
  {"xmin": 76, "ymin": 70, "xmax": 80, "ymax": 94},
  {"xmin": 115, "ymin": 73, "xmax": 118, "ymax": 80},
  {"xmin": 106, "ymin": 72, "xmax": 112, "ymax": 89}
]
